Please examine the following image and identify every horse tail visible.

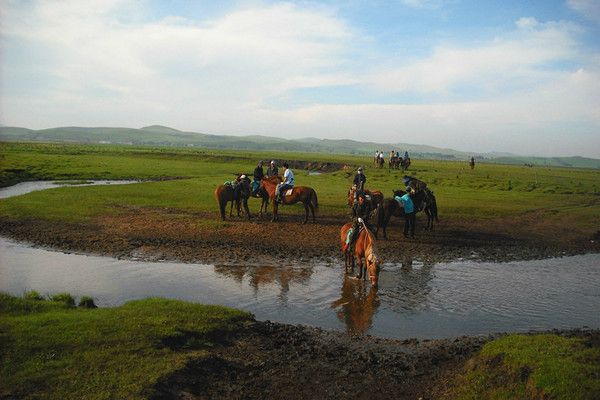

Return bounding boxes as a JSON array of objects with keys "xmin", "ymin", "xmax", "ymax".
[
  {"xmin": 311, "ymin": 189, "xmax": 319, "ymax": 210},
  {"xmin": 214, "ymin": 185, "xmax": 226, "ymax": 220},
  {"xmin": 428, "ymin": 190, "xmax": 439, "ymax": 222}
]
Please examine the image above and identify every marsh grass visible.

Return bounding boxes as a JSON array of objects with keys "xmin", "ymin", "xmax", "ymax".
[{"xmin": 0, "ymin": 292, "xmax": 252, "ymax": 399}]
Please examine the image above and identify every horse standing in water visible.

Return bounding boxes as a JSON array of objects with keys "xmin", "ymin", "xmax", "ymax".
[
  {"xmin": 340, "ymin": 222, "xmax": 381, "ymax": 288},
  {"xmin": 260, "ymin": 176, "xmax": 318, "ymax": 223},
  {"xmin": 214, "ymin": 177, "xmax": 252, "ymax": 220}
]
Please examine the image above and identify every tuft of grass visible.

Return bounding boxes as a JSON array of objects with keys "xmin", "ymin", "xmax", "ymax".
[
  {"xmin": 49, "ymin": 292, "xmax": 76, "ymax": 307},
  {"xmin": 0, "ymin": 293, "xmax": 252, "ymax": 399},
  {"xmin": 23, "ymin": 290, "xmax": 44, "ymax": 301},
  {"xmin": 448, "ymin": 334, "xmax": 600, "ymax": 400}
]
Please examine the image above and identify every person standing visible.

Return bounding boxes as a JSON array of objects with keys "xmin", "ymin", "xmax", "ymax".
[
  {"xmin": 267, "ymin": 160, "xmax": 278, "ymax": 177},
  {"xmin": 469, "ymin": 157, "xmax": 475, "ymax": 170},
  {"xmin": 396, "ymin": 187, "xmax": 416, "ymax": 238}
]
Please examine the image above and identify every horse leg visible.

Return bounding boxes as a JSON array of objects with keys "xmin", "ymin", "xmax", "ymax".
[
  {"xmin": 271, "ymin": 201, "xmax": 278, "ymax": 222},
  {"xmin": 229, "ymin": 200, "xmax": 234, "ymax": 218},
  {"xmin": 219, "ymin": 199, "xmax": 226, "ymax": 220},
  {"xmin": 310, "ymin": 203, "xmax": 315, "ymax": 223},
  {"xmin": 303, "ymin": 203, "xmax": 309, "ymax": 224},
  {"xmin": 355, "ymin": 256, "xmax": 364, "ymax": 279},
  {"xmin": 243, "ymin": 198, "xmax": 251, "ymax": 220}
]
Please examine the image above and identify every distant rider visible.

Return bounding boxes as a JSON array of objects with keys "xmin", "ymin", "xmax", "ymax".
[
  {"xmin": 276, "ymin": 162, "xmax": 294, "ymax": 203},
  {"xmin": 343, "ymin": 193, "xmax": 373, "ymax": 253}
]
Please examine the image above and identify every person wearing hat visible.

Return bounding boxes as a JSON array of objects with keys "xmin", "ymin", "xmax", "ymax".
[
  {"xmin": 267, "ymin": 160, "xmax": 278, "ymax": 177},
  {"xmin": 395, "ymin": 187, "xmax": 416, "ymax": 238},
  {"xmin": 352, "ymin": 166, "xmax": 367, "ymax": 201},
  {"xmin": 252, "ymin": 160, "xmax": 265, "ymax": 195}
]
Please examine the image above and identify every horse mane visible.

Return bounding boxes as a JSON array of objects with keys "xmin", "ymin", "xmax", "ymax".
[{"xmin": 362, "ymin": 222, "xmax": 378, "ymax": 257}]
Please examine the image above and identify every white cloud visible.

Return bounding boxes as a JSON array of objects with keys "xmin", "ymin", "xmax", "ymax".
[
  {"xmin": 568, "ymin": 0, "xmax": 600, "ymax": 24},
  {"xmin": 367, "ymin": 18, "xmax": 580, "ymax": 95}
]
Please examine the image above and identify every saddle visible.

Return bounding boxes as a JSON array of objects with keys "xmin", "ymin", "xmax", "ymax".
[{"xmin": 285, "ymin": 188, "xmax": 294, "ymax": 196}]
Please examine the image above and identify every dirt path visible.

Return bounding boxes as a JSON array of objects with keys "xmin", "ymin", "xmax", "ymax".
[{"xmin": 0, "ymin": 207, "xmax": 597, "ymax": 265}]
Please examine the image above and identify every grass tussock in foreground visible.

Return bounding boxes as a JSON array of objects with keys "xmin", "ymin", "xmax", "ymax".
[
  {"xmin": 0, "ymin": 293, "xmax": 251, "ymax": 400},
  {"xmin": 446, "ymin": 334, "xmax": 600, "ymax": 400}
]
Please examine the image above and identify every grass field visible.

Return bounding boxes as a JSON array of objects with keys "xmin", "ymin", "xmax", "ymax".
[
  {"xmin": 0, "ymin": 292, "xmax": 251, "ymax": 400},
  {"xmin": 1, "ymin": 141, "xmax": 599, "ymax": 231}
]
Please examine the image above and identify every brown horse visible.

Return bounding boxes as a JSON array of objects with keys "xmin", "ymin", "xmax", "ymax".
[
  {"xmin": 340, "ymin": 222, "xmax": 381, "ymax": 287},
  {"xmin": 214, "ymin": 178, "xmax": 251, "ymax": 220},
  {"xmin": 347, "ymin": 187, "xmax": 384, "ymax": 215},
  {"xmin": 260, "ymin": 176, "xmax": 318, "ymax": 223}
]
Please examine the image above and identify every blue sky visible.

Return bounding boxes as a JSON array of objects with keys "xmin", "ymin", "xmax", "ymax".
[{"xmin": 1, "ymin": 0, "xmax": 599, "ymax": 157}]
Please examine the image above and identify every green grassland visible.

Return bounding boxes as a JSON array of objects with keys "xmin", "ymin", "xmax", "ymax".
[
  {"xmin": 449, "ymin": 334, "xmax": 600, "ymax": 399},
  {"xmin": 0, "ymin": 292, "xmax": 251, "ymax": 400},
  {"xmin": 1, "ymin": 142, "xmax": 599, "ymax": 232}
]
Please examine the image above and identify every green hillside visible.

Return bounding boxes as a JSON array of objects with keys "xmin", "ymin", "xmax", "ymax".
[{"xmin": 1, "ymin": 125, "xmax": 599, "ymax": 169}]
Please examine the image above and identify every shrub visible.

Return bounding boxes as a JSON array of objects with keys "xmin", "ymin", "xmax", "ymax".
[
  {"xmin": 50, "ymin": 293, "xmax": 75, "ymax": 307},
  {"xmin": 78, "ymin": 296, "xmax": 97, "ymax": 309}
]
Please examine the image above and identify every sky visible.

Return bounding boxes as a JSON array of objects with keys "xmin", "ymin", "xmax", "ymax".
[{"xmin": 1, "ymin": 0, "xmax": 599, "ymax": 158}]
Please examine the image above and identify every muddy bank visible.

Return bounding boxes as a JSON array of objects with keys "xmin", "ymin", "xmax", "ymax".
[
  {"xmin": 0, "ymin": 207, "xmax": 598, "ymax": 265},
  {"xmin": 153, "ymin": 320, "xmax": 600, "ymax": 400}
]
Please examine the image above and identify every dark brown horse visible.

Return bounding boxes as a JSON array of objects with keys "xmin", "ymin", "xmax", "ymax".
[
  {"xmin": 340, "ymin": 222, "xmax": 381, "ymax": 287},
  {"xmin": 214, "ymin": 177, "xmax": 251, "ymax": 220},
  {"xmin": 347, "ymin": 187, "xmax": 384, "ymax": 215},
  {"xmin": 260, "ymin": 176, "xmax": 318, "ymax": 223},
  {"xmin": 374, "ymin": 188, "xmax": 439, "ymax": 239}
]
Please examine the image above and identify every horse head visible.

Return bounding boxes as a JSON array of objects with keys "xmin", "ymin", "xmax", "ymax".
[
  {"xmin": 366, "ymin": 251, "xmax": 381, "ymax": 288},
  {"xmin": 347, "ymin": 186, "xmax": 356, "ymax": 207}
]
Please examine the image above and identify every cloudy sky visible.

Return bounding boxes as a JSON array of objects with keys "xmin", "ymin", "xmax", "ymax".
[{"xmin": 1, "ymin": 0, "xmax": 599, "ymax": 158}]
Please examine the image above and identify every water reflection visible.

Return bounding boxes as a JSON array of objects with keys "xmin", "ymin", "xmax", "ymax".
[
  {"xmin": 213, "ymin": 264, "xmax": 313, "ymax": 303},
  {"xmin": 331, "ymin": 276, "xmax": 380, "ymax": 335},
  {"xmin": 382, "ymin": 257, "xmax": 435, "ymax": 313}
]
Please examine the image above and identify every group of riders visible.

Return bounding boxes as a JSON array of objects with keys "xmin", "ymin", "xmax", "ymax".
[
  {"xmin": 374, "ymin": 150, "xmax": 411, "ymax": 170},
  {"xmin": 230, "ymin": 160, "xmax": 294, "ymax": 203},
  {"xmin": 343, "ymin": 165, "xmax": 422, "ymax": 253},
  {"xmin": 228, "ymin": 156, "xmax": 426, "ymax": 251}
]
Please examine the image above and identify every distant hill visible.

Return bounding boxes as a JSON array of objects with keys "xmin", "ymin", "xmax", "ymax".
[{"xmin": 1, "ymin": 125, "xmax": 599, "ymax": 169}]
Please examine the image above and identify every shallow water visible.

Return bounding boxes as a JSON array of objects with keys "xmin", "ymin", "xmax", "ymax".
[
  {"xmin": 0, "ymin": 180, "xmax": 140, "ymax": 199},
  {"xmin": 1, "ymin": 237, "xmax": 598, "ymax": 339}
]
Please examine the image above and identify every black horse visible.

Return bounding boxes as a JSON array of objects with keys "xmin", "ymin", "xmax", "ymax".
[{"xmin": 373, "ymin": 188, "xmax": 438, "ymax": 239}]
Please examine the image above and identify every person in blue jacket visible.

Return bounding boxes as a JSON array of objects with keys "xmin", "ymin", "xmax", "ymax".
[{"xmin": 395, "ymin": 187, "xmax": 416, "ymax": 238}]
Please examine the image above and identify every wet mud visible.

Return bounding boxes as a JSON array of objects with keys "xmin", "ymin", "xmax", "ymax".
[{"xmin": 152, "ymin": 322, "xmax": 600, "ymax": 400}]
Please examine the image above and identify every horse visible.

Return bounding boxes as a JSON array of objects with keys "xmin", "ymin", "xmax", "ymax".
[
  {"xmin": 260, "ymin": 176, "xmax": 318, "ymax": 223},
  {"xmin": 400, "ymin": 158, "xmax": 410, "ymax": 172},
  {"xmin": 373, "ymin": 188, "xmax": 439, "ymax": 239},
  {"xmin": 214, "ymin": 177, "xmax": 252, "ymax": 220},
  {"xmin": 340, "ymin": 222, "xmax": 382, "ymax": 287},
  {"xmin": 250, "ymin": 184, "xmax": 271, "ymax": 217},
  {"xmin": 347, "ymin": 186, "xmax": 384, "ymax": 215},
  {"xmin": 389, "ymin": 156, "xmax": 400, "ymax": 170}
]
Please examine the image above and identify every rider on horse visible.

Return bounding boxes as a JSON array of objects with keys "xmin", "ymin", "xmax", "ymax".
[
  {"xmin": 352, "ymin": 167, "xmax": 366, "ymax": 202},
  {"xmin": 267, "ymin": 160, "xmax": 278, "ymax": 177},
  {"xmin": 343, "ymin": 192, "xmax": 374, "ymax": 253},
  {"xmin": 252, "ymin": 160, "xmax": 264, "ymax": 195},
  {"xmin": 275, "ymin": 162, "xmax": 294, "ymax": 203}
]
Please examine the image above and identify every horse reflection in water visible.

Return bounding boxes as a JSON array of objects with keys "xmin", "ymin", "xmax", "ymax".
[
  {"xmin": 213, "ymin": 264, "xmax": 313, "ymax": 303},
  {"xmin": 331, "ymin": 276, "xmax": 380, "ymax": 335}
]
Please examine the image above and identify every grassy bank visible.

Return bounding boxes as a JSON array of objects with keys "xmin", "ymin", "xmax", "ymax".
[
  {"xmin": 2, "ymin": 293, "xmax": 598, "ymax": 399},
  {"xmin": 0, "ymin": 292, "xmax": 251, "ymax": 399},
  {"xmin": 447, "ymin": 334, "xmax": 600, "ymax": 399},
  {"xmin": 1, "ymin": 142, "xmax": 599, "ymax": 232}
]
